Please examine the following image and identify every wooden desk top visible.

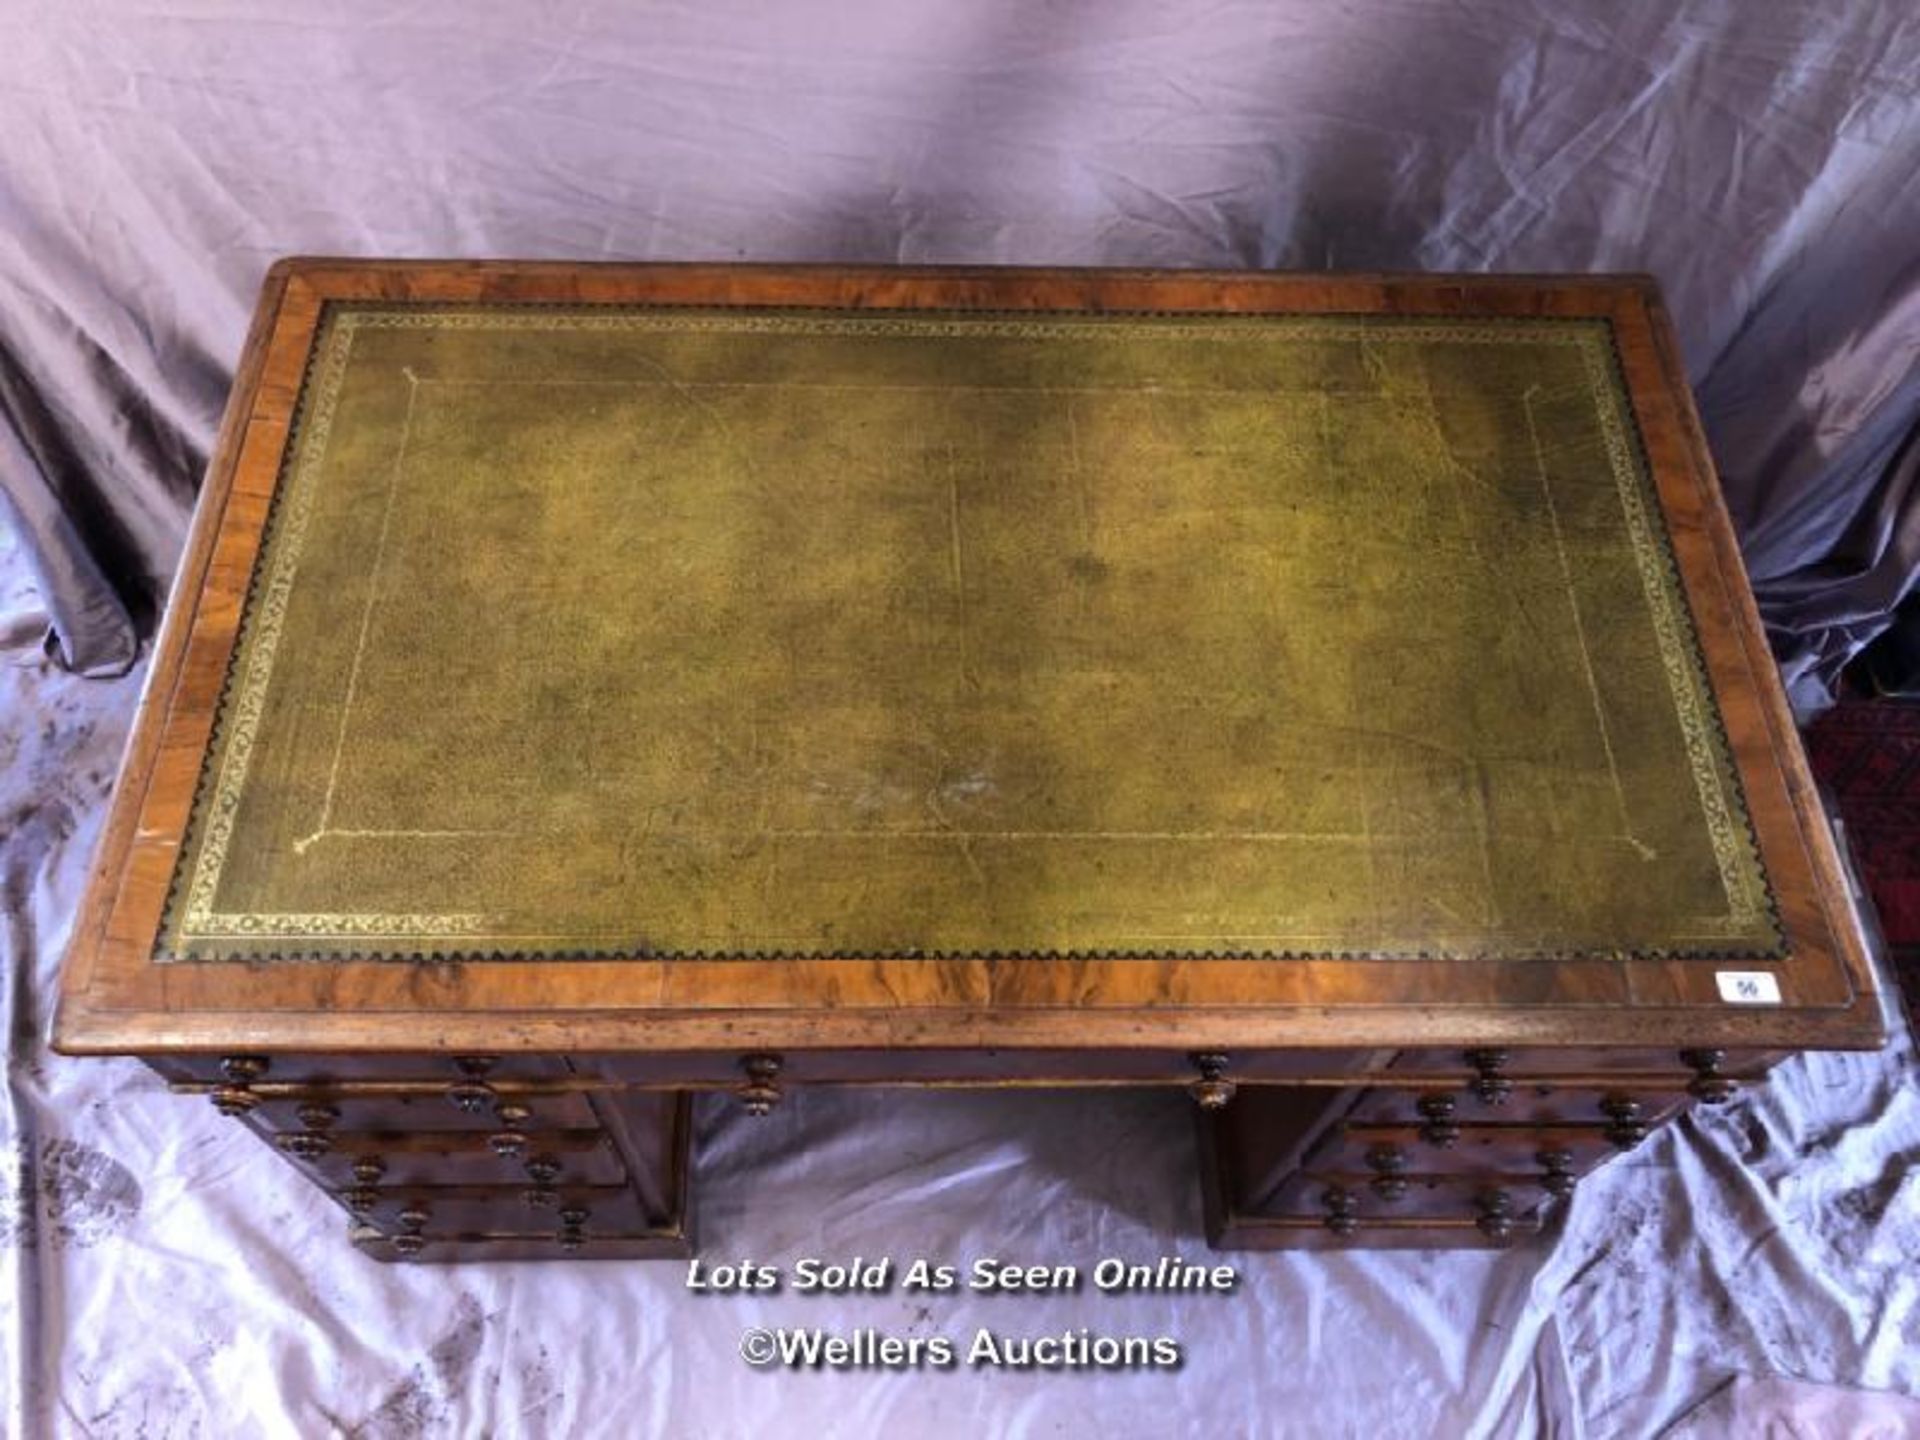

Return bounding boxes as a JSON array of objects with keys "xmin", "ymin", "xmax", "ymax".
[{"xmin": 55, "ymin": 262, "xmax": 1882, "ymax": 1055}]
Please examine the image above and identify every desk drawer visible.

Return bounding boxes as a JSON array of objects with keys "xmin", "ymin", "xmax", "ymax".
[
  {"xmin": 150, "ymin": 1054, "xmax": 574, "ymax": 1086},
  {"xmin": 239, "ymin": 1089, "xmax": 602, "ymax": 1137},
  {"xmin": 1305, "ymin": 1122, "xmax": 1621, "ymax": 1186},
  {"xmin": 286, "ymin": 1129, "xmax": 627, "ymax": 1190},
  {"xmin": 1264, "ymin": 1170, "xmax": 1559, "ymax": 1237},
  {"xmin": 1386, "ymin": 1048, "xmax": 1773, "ymax": 1082},
  {"xmin": 1342, "ymin": 1085, "xmax": 1690, "ymax": 1134},
  {"xmin": 350, "ymin": 1183, "xmax": 662, "ymax": 1245},
  {"xmin": 574, "ymin": 1049, "xmax": 1389, "ymax": 1087},
  {"xmin": 349, "ymin": 1231, "xmax": 693, "ymax": 1262}
]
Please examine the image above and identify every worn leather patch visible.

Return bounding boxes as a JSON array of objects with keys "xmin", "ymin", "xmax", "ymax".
[{"xmin": 159, "ymin": 306, "xmax": 1781, "ymax": 962}]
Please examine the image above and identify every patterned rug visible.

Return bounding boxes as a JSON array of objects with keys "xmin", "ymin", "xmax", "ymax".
[{"xmin": 1805, "ymin": 698, "xmax": 1920, "ymax": 1020}]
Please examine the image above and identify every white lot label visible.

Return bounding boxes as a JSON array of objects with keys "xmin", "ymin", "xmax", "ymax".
[{"xmin": 1716, "ymin": 971, "xmax": 1783, "ymax": 1005}]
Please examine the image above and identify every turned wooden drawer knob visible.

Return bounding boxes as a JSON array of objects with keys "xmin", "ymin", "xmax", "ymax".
[
  {"xmin": 446, "ymin": 1056, "xmax": 499, "ymax": 1113},
  {"xmin": 391, "ymin": 1202, "xmax": 430, "ymax": 1259},
  {"xmin": 210, "ymin": 1055, "xmax": 270, "ymax": 1117},
  {"xmin": 1321, "ymin": 1186, "xmax": 1360, "ymax": 1238},
  {"xmin": 1536, "ymin": 1148, "xmax": 1577, "ymax": 1200},
  {"xmin": 276, "ymin": 1102, "xmax": 341, "ymax": 1160},
  {"xmin": 345, "ymin": 1156, "xmax": 386, "ymax": 1215},
  {"xmin": 1680, "ymin": 1049, "xmax": 1739, "ymax": 1104},
  {"xmin": 1365, "ymin": 1144, "xmax": 1410, "ymax": 1202},
  {"xmin": 1474, "ymin": 1188, "xmax": 1515, "ymax": 1243},
  {"xmin": 487, "ymin": 1098, "xmax": 535, "ymax": 1159},
  {"xmin": 1465, "ymin": 1049, "xmax": 1513, "ymax": 1106},
  {"xmin": 1187, "ymin": 1053, "xmax": 1236, "ymax": 1110},
  {"xmin": 737, "ymin": 1054, "xmax": 784, "ymax": 1116},
  {"xmin": 1599, "ymin": 1093, "xmax": 1650, "ymax": 1151},
  {"xmin": 1416, "ymin": 1093, "xmax": 1462, "ymax": 1147},
  {"xmin": 524, "ymin": 1155, "xmax": 561, "ymax": 1208}
]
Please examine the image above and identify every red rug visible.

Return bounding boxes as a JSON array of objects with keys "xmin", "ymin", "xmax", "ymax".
[{"xmin": 1805, "ymin": 698, "xmax": 1920, "ymax": 1020}]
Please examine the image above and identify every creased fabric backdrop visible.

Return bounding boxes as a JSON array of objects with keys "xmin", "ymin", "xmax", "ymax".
[
  {"xmin": 4, "ymin": 0, "xmax": 1920, "ymax": 703},
  {"xmin": 3, "ymin": 3, "xmax": 1920, "ymax": 1436}
]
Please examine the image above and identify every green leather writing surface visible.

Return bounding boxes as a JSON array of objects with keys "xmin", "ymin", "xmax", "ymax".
[{"xmin": 161, "ymin": 305, "xmax": 1781, "ymax": 961}]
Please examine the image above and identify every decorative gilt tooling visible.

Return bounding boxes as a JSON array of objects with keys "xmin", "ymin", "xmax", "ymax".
[{"xmin": 158, "ymin": 305, "xmax": 1783, "ymax": 964}]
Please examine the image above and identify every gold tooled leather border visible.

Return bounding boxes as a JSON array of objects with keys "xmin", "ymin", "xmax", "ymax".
[{"xmin": 158, "ymin": 302, "xmax": 1786, "ymax": 963}]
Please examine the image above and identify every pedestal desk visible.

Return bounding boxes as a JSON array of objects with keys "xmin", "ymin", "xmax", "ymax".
[{"xmin": 55, "ymin": 262, "xmax": 1885, "ymax": 1260}]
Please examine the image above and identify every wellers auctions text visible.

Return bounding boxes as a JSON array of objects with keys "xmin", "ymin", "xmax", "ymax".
[
  {"xmin": 687, "ymin": 1254, "xmax": 1239, "ymax": 1295},
  {"xmin": 748, "ymin": 1325, "xmax": 1184, "ymax": 1371}
]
